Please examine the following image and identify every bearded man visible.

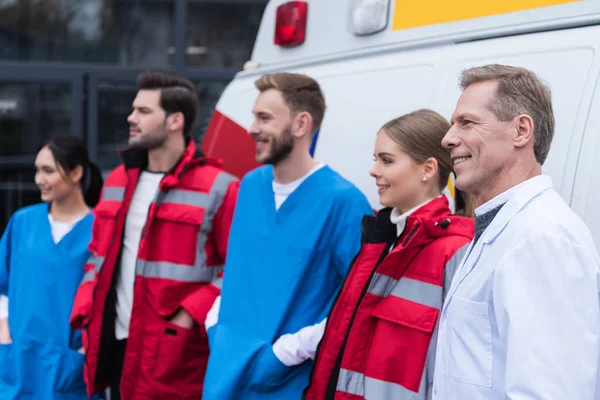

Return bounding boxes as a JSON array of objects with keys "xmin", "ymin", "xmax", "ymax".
[{"xmin": 202, "ymin": 73, "xmax": 372, "ymax": 400}]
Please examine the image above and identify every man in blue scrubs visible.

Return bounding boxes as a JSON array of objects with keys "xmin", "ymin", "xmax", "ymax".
[{"xmin": 203, "ymin": 73, "xmax": 372, "ymax": 399}]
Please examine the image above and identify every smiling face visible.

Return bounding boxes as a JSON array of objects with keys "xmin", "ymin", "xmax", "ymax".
[
  {"xmin": 34, "ymin": 146, "xmax": 81, "ymax": 203},
  {"xmin": 442, "ymin": 80, "xmax": 516, "ymax": 200},
  {"xmin": 248, "ymin": 89, "xmax": 296, "ymax": 165},
  {"xmin": 370, "ymin": 131, "xmax": 429, "ymax": 212}
]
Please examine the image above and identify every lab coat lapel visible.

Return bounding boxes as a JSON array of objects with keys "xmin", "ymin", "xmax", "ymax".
[{"xmin": 444, "ymin": 176, "xmax": 554, "ymax": 305}]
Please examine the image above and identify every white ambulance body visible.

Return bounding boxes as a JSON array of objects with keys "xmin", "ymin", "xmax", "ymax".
[{"xmin": 201, "ymin": 0, "xmax": 600, "ymax": 248}]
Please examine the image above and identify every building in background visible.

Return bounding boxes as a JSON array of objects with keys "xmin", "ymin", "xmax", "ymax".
[{"xmin": 0, "ymin": 0, "xmax": 268, "ymax": 231}]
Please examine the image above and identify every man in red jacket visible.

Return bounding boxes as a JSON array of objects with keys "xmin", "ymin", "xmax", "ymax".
[{"xmin": 70, "ymin": 70, "xmax": 239, "ymax": 400}]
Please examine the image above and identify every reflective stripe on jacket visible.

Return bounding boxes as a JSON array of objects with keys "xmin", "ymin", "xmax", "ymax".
[
  {"xmin": 305, "ymin": 196, "xmax": 473, "ymax": 400},
  {"xmin": 70, "ymin": 139, "xmax": 239, "ymax": 399}
]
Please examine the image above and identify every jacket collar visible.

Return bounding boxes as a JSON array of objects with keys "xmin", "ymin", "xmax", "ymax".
[
  {"xmin": 362, "ymin": 196, "xmax": 473, "ymax": 247},
  {"xmin": 119, "ymin": 138, "xmax": 222, "ymax": 190}
]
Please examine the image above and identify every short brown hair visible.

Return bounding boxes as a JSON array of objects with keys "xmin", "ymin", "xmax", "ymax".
[
  {"xmin": 381, "ymin": 109, "xmax": 473, "ymax": 217},
  {"xmin": 460, "ymin": 64, "xmax": 555, "ymax": 164},
  {"xmin": 254, "ymin": 73, "xmax": 326, "ymax": 134}
]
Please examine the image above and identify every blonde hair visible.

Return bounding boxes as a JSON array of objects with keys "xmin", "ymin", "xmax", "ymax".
[{"xmin": 380, "ymin": 109, "xmax": 474, "ymax": 217}]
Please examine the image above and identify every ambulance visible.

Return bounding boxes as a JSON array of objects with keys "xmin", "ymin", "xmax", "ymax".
[{"xmin": 201, "ymin": 0, "xmax": 600, "ymax": 248}]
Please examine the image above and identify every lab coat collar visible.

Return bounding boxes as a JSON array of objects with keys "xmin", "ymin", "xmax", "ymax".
[
  {"xmin": 444, "ymin": 175, "xmax": 554, "ymax": 304},
  {"xmin": 479, "ymin": 175, "xmax": 553, "ymax": 245}
]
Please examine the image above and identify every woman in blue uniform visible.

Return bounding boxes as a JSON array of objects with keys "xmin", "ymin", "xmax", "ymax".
[{"xmin": 0, "ymin": 135, "xmax": 103, "ymax": 399}]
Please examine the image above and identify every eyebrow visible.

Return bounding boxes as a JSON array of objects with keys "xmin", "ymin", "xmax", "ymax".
[
  {"xmin": 450, "ymin": 113, "xmax": 478, "ymax": 125},
  {"xmin": 253, "ymin": 110, "xmax": 272, "ymax": 116},
  {"xmin": 132, "ymin": 105, "xmax": 152, "ymax": 112},
  {"xmin": 375, "ymin": 152, "xmax": 396, "ymax": 158}
]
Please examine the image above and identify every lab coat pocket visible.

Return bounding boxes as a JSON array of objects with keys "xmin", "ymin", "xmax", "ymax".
[
  {"xmin": 367, "ymin": 296, "xmax": 438, "ymax": 392},
  {"xmin": 444, "ymin": 296, "xmax": 493, "ymax": 387}
]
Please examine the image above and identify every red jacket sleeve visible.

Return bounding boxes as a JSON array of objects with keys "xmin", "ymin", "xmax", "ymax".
[
  {"xmin": 70, "ymin": 216, "xmax": 100, "ymax": 330},
  {"xmin": 209, "ymin": 179, "xmax": 240, "ymax": 262}
]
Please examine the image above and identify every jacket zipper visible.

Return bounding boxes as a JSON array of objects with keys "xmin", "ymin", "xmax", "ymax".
[{"xmin": 324, "ymin": 222, "xmax": 420, "ymax": 399}]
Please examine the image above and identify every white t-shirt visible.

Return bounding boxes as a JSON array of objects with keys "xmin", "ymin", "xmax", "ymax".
[
  {"xmin": 272, "ymin": 163, "xmax": 325, "ymax": 210},
  {"xmin": 115, "ymin": 171, "xmax": 164, "ymax": 340},
  {"xmin": 48, "ymin": 213, "xmax": 86, "ymax": 244},
  {"xmin": 0, "ymin": 212, "xmax": 87, "ymax": 319}
]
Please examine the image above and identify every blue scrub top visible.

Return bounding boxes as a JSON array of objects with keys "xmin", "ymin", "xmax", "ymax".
[{"xmin": 0, "ymin": 203, "xmax": 96, "ymax": 400}]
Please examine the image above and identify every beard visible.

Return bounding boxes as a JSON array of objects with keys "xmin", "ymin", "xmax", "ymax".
[
  {"xmin": 259, "ymin": 126, "xmax": 295, "ymax": 166},
  {"xmin": 128, "ymin": 125, "xmax": 168, "ymax": 150}
]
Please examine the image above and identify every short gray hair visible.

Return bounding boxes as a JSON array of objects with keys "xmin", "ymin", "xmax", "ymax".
[{"xmin": 460, "ymin": 64, "xmax": 555, "ymax": 165}]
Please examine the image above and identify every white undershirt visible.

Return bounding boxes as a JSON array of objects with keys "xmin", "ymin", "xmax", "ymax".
[
  {"xmin": 0, "ymin": 212, "xmax": 87, "ymax": 319},
  {"xmin": 115, "ymin": 171, "xmax": 163, "ymax": 340},
  {"xmin": 390, "ymin": 196, "xmax": 439, "ymax": 241},
  {"xmin": 272, "ymin": 163, "xmax": 324, "ymax": 210},
  {"xmin": 48, "ymin": 213, "xmax": 86, "ymax": 244}
]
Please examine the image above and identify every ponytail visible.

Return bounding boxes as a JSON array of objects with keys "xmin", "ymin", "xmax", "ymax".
[
  {"xmin": 43, "ymin": 135, "xmax": 104, "ymax": 208},
  {"xmin": 454, "ymin": 188, "xmax": 476, "ymax": 218},
  {"xmin": 84, "ymin": 162, "xmax": 103, "ymax": 207}
]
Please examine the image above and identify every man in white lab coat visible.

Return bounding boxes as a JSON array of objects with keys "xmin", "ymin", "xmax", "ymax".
[{"xmin": 432, "ymin": 64, "xmax": 600, "ymax": 399}]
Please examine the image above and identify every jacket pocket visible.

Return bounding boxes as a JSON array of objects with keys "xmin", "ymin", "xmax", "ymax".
[
  {"xmin": 92, "ymin": 201, "xmax": 120, "ymax": 258},
  {"xmin": 153, "ymin": 320, "xmax": 209, "ymax": 391},
  {"xmin": 149, "ymin": 207, "xmax": 205, "ymax": 268},
  {"xmin": 366, "ymin": 295, "xmax": 439, "ymax": 393},
  {"xmin": 443, "ymin": 296, "xmax": 493, "ymax": 387}
]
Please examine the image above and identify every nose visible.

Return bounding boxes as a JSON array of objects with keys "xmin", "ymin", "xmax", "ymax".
[
  {"xmin": 248, "ymin": 120, "xmax": 260, "ymax": 136},
  {"xmin": 442, "ymin": 125, "xmax": 460, "ymax": 149},
  {"xmin": 369, "ymin": 162, "xmax": 381, "ymax": 179},
  {"xmin": 127, "ymin": 110, "xmax": 137, "ymax": 125},
  {"xmin": 34, "ymin": 171, "xmax": 44, "ymax": 186}
]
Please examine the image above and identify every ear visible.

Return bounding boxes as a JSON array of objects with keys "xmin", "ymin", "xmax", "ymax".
[
  {"xmin": 69, "ymin": 165, "xmax": 84, "ymax": 184},
  {"xmin": 166, "ymin": 112, "xmax": 185, "ymax": 133},
  {"xmin": 422, "ymin": 157, "xmax": 439, "ymax": 182},
  {"xmin": 292, "ymin": 111, "xmax": 313, "ymax": 139},
  {"xmin": 514, "ymin": 114, "xmax": 535, "ymax": 149}
]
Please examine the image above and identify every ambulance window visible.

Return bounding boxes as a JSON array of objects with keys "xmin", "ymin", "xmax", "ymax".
[
  {"xmin": 186, "ymin": 1, "xmax": 268, "ymax": 68},
  {"xmin": 193, "ymin": 80, "xmax": 230, "ymax": 142}
]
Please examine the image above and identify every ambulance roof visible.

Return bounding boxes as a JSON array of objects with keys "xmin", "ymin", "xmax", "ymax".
[{"xmin": 248, "ymin": 0, "xmax": 600, "ymax": 71}]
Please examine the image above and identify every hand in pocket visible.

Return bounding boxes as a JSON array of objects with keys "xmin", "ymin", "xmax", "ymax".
[{"xmin": 168, "ymin": 308, "xmax": 195, "ymax": 329}]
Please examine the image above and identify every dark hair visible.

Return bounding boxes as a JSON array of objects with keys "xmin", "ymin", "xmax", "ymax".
[
  {"xmin": 136, "ymin": 70, "xmax": 199, "ymax": 136},
  {"xmin": 44, "ymin": 135, "xmax": 103, "ymax": 207}
]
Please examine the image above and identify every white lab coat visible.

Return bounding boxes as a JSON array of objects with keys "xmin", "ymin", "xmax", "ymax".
[{"xmin": 432, "ymin": 175, "xmax": 600, "ymax": 400}]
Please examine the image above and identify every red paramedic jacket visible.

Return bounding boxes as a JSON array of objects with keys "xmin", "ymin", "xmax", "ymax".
[
  {"xmin": 304, "ymin": 196, "xmax": 473, "ymax": 400},
  {"xmin": 70, "ymin": 139, "xmax": 239, "ymax": 399}
]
